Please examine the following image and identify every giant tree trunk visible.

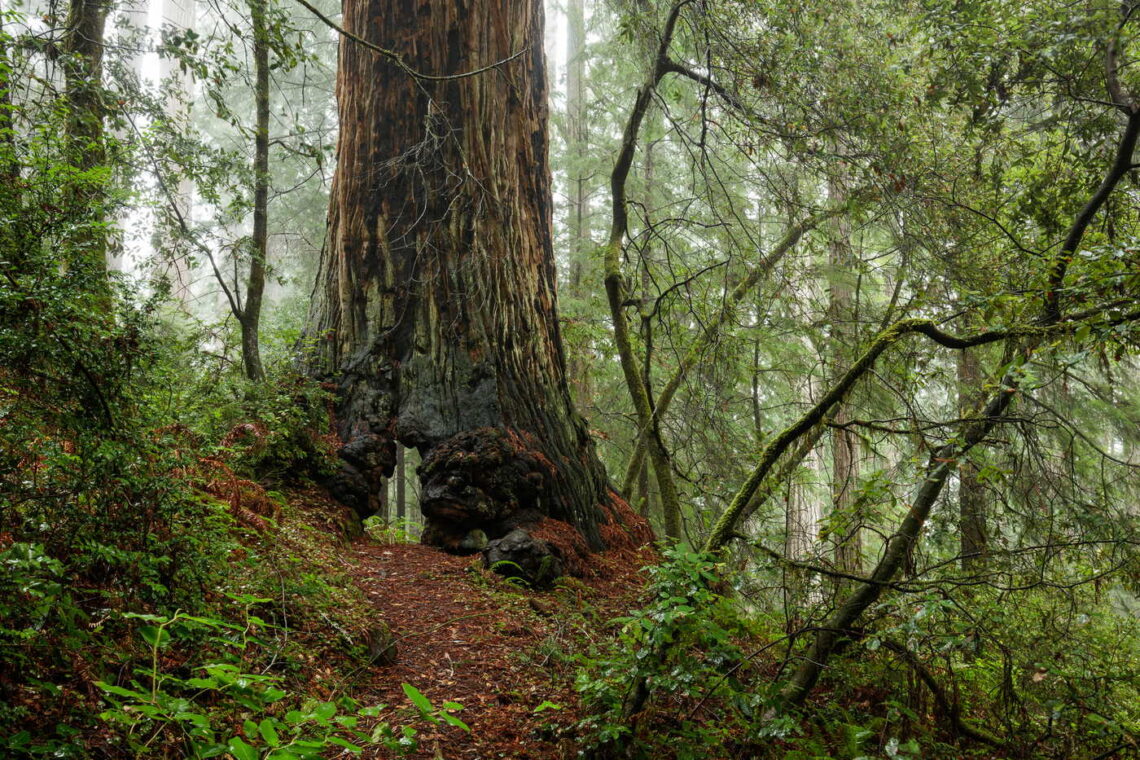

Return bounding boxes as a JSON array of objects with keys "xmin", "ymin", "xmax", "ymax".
[{"xmin": 308, "ymin": 0, "xmax": 622, "ymax": 566}]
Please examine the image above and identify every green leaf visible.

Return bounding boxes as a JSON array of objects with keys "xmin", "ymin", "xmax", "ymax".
[
  {"xmin": 325, "ymin": 736, "xmax": 363, "ymax": 753},
  {"xmin": 139, "ymin": 625, "xmax": 171, "ymax": 648},
  {"xmin": 262, "ymin": 688, "xmax": 286, "ymax": 703},
  {"xmin": 401, "ymin": 683, "xmax": 434, "ymax": 715},
  {"xmin": 96, "ymin": 682, "xmax": 149, "ymax": 701},
  {"xmin": 227, "ymin": 736, "xmax": 258, "ymax": 760},
  {"xmin": 532, "ymin": 700, "xmax": 562, "ymax": 713},
  {"xmin": 441, "ymin": 712, "xmax": 470, "ymax": 732},
  {"xmin": 186, "ymin": 677, "xmax": 220, "ymax": 689},
  {"xmin": 175, "ymin": 711, "xmax": 211, "ymax": 727},
  {"xmin": 258, "ymin": 718, "xmax": 280, "ymax": 746},
  {"xmin": 311, "ymin": 702, "xmax": 337, "ymax": 722}
]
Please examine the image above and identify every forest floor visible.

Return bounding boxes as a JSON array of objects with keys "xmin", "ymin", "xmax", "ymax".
[{"xmin": 338, "ymin": 537, "xmax": 655, "ymax": 759}]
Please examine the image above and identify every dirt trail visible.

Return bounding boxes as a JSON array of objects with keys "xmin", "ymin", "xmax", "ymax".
[{"xmin": 342, "ymin": 540, "xmax": 652, "ymax": 759}]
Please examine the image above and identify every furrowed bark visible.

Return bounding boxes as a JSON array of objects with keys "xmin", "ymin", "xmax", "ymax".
[{"xmin": 307, "ymin": 0, "xmax": 616, "ymax": 559}]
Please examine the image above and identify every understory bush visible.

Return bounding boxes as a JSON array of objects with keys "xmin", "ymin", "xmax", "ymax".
[
  {"xmin": 0, "ymin": 233, "xmax": 372, "ymax": 755},
  {"xmin": 575, "ymin": 547, "xmax": 1140, "ymax": 760}
]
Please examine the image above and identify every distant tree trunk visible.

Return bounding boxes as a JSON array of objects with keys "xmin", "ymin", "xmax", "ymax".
[
  {"xmin": 637, "ymin": 458, "xmax": 650, "ymax": 519},
  {"xmin": 240, "ymin": 0, "xmax": 269, "ymax": 382},
  {"xmin": 565, "ymin": 0, "xmax": 593, "ymax": 411},
  {"xmin": 159, "ymin": 0, "xmax": 197, "ymax": 303},
  {"xmin": 958, "ymin": 346, "xmax": 986, "ymax": 570},
  {"xmin": 307, "ymin": 0, "xmax": 626, "ymax": 567},
  {"xmin": 377, "ymin": 476, "xmax": 389, "ymax": 521},
  {"xmin": 826, "ymin": 176, "xmax": 861, "ymax": 573},
  {"xmin": 566, "ymin": 0, "xmax": 588, "ymax": 292},
  {"xmin": 395, "ymin": 445, "xmax": 406, "ymax": 522},
  {"xmin": 61, "ymin": 0, "xmax": 110, "ymax": 284},
  {"xmin": 0, "ymin": 9, "xmax": 16, "ymax": 185}
]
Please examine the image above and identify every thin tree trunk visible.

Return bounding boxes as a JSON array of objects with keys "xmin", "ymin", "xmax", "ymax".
[
  {"xmin": 958, "ymin": 346, "xmax": 986, "ymax": 570},
  {"xmin": 159, "ymin": 0, "xmax": 197, "ymax": 303},
  {"xmin": 638, "ymin": 130, "xmax": 681, "ymax": 539},
  {"xmin": 565, "ymin": 0, "xmax": 592, "ymax": 410},
  {"xmin": 62, "ymin": 0, "xmax": 111, "ymax": 286},
  {"xmin": 603, "ymin": 2, "xmax": 689, "ymax": 543},
  {"xmin": 377, "ymin": 476, "xmax": 389, "ymax": 521},
  {"xmin": 242, "ymin": 0, "xmax": 270, "ymax": 382},
  {"xmin": 637, "ymin": 458, "xmax": 650, "ymax": 519},
  {"xmin": 826, "ymin": 175, "xmax": 861, "ymax": 573},
  {"xmin": 566, "ymin": 0, "xmax": 588, "ymax": 291},
  {"xmin": 396, "ymin": 445, "xmax": 406, "ymax": 522}
]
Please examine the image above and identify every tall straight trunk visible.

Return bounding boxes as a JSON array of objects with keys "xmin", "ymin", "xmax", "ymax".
[
  {"xmin": 565, "ymin": 0, "xmax": 592, "ymax": 410},
  {"xmin": 637, "ymin": 458, "xmax": 650, "ymax": 519},
  {"xmin": 958, "ymin": 346, "xmax": 986, "ymax": 570},
  {"xmin": 826, "ymin": 175, "xmax": 861, "ymax": 572},
  {"xmin": 377, "ymin": 475, "xmax": 389, "ymax": 521},
  {"xmin": 307, "ymin": 0, "xmax": 621, "ymax": 561},
  {"xmin": 566, "ymin": 0, "xmax": 588, "ymax": 291},
  {"xmin": 159, "ymin": 0, "xmax": 197, "ymax": 303},
  {"xmin": 62, "ymin": 0, "xmax": 111, "ymax": 285},
  {"xmin": 241, "ymin": 0, "xmax": 269, "ymax": 382},
  {"xmin": 0, "ymin": 6, "xmax": 17, "ymax": 185},
  {"xmin": 636, "ymin": 130, "xmax": 681, "ymax": 539},
  {"xmin": 396, "ymin": 445, "xmax": 406, "ymax": 522}
]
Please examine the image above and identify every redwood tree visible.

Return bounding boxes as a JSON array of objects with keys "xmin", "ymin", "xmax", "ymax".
[{"xmin": 307, "ymin": 0, "xmax": 624, "ymax": 563}]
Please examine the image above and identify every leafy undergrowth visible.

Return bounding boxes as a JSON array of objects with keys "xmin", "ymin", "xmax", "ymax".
[{"xmin": 0, "ymin": 479, "xmax": 393, "ymax": 758}]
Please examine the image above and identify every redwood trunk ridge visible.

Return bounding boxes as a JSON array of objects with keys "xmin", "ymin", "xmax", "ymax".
[{"xmin": 308, "ymin": 0, "xmax": 615, "ymax": 558}]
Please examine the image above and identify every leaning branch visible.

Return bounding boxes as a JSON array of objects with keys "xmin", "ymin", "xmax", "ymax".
[
  {"xmin": 700, "ymin": 316, "xmax": 1050, "ymax": 553},
  {"xmin": 776, "ymin": 15, "xmax": 1140, "ymax": 704},
  {"xmin": 604, "ymin": 0, "xmax": 693, "ymax": 539}
]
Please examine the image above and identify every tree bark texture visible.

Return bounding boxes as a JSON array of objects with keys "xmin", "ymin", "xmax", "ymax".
[{"xmin": 307, "ymin": 0, "xmax": 625, "ymax": 562}]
